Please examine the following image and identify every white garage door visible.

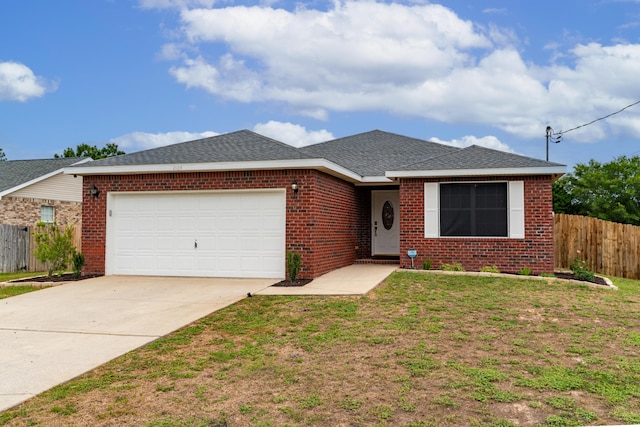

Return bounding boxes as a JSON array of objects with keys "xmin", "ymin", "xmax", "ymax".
[{"xmin": 106, "ymin": 190, "xmax": 286, "ymax": 278}]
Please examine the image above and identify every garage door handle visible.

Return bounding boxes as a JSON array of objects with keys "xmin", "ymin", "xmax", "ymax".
[{"xmin": 194, "ymin": 240, "xmax": 198, "ymax": 249}]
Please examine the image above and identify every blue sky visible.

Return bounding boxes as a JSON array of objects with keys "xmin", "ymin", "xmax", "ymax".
[{"xmin": 1, "ymin": 0, "xmax": 639, "ymax": 171}]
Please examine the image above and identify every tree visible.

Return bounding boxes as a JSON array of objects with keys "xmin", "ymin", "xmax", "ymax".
[
  {"xmin": 0, "ymin": 147, "xmax": 6, "ymax": 161},
  {"xmin": 553, "ymin": 155, "xmax": 640, "ymax": 226},
  {"xmin": 55, "ymin": 142, "xmax": 124, "ymax": 159},
  {"xmin": 33, "ymin": 222, "xmax": 77, "ymax": 277}
]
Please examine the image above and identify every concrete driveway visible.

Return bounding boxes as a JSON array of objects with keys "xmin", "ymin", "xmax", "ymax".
[{"xmin": 0, "ymin": 275, "xmax": 274, "ymax": 412}]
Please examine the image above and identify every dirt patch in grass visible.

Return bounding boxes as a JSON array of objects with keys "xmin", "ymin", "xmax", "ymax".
[{"xmin": 2, "ymin": 272, "xmax": 640, "ymax": 426}]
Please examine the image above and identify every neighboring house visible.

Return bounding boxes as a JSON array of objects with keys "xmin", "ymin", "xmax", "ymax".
[
  {"xmin": 0, "ymin": 158, "xmax": 89, "ymax": 227},
  {"xmin": 65, "ymin": 130, "xmax": 565, "ymax": 279}
]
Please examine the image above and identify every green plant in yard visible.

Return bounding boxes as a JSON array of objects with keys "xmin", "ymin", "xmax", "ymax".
[
  {"xmin": 518, "ymin": 267, "xmax": 532, "ymax": 276},
  {"xmin": 480, "ymin": 265, "xmax": 500, "ymax": 273},
  {"xmin": 570, "ymin": 250, "xmax": 596, "ymax": 282},
  {"xmin": 422, "ymin": 258, "xmax": 432, "ymax": 270},
  {"xmin": 287, "ymin": 251, "xmax": 302, "ymax": 282},
  {"xmin": 440, "ymin": 262, "xmax": 465, "ymax": 271},
  {"xmin": 72, "ymin": 252, "xmax": 85, "ymax": 279},
  {"xmin": 33, "ymin": 222, "xmax": 77, "ymax": 277}
]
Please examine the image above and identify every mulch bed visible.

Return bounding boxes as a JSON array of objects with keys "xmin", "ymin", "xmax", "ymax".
[
  {"xmin": 272, "ymin": 279, "xmax": 313, "ymax": 287},
  {"xmin": 552, "ymin": 272, "xmax": 609, "ymax": 286},
  {"xmin": 11, "ymin": 273, "xmax": 104, "ymax": 283}
]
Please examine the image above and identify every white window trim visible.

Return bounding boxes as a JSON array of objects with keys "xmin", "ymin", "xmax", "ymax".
[{"xmin": 424, "ymin": 181, "xmax": 525, "ymax": 239}]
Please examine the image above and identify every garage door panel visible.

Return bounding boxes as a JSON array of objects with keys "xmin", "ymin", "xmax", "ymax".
[
  {"xmin": 107, "ymin": 191, "xmax": 285, "ymax": 278},
  {"xmin": 137, "ymin": 237, "xmax": 156, "ymax": 250}
]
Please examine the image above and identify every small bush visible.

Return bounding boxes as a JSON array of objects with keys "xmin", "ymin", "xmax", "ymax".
[
  {"xmin": 540, "ymin": 273, "xmax": 555, "ymax": 278},
  {"xmin": 570, "ymin": 250, "xmax": 595, "ymax": 282},
  {"xmin": 518, "ymin": 267, "xmax": 532, "ymax": 276},
  {"xmin": 440, "ymin": 262, "xmax": 465, "ymax": 272},
  {"xmin": 72, "ymin": 252, "xmax": 85, "ymax": 279},
  {"xmin": 287, "ymin": 251, "xmax": 302, "ymax": 282},
  {"xmin": 480, "ymin": 265, "xmax": 500, "ymax": 273},
  {"xmin": 423, "ymin": 259, "xmax": 432, "ymax": 270}
]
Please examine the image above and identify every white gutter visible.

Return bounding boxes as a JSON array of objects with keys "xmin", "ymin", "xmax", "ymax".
[
  {"xmin": 385, "ymin": 166, "xmax": 567, "ymax": 178},
  {"xmin": 65, "ymin": 158, "xmax": 367, "ymax": 184}
]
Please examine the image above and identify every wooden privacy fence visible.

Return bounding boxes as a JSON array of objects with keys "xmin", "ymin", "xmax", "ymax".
[
  {"xmin": 0, "ymin": 223, "xmax": 81, "ymax": 273},
  {"xmin": 554, "ymin": 214, "xmax": 640, "ymax": 280},
  {"xmin": 0, "ymin": 224, "xmax": 30, "ymax": 273}
]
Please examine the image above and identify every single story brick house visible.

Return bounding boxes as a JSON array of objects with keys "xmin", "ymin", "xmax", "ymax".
[
  {"xmin": 0, "ymin": 158, "xmax": 88, "ymax": 227},
  {"xmin": 65, "ymin": 130, "xmax": 565, "ymax": 279}
]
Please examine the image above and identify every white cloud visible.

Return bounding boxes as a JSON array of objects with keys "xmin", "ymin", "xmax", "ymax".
[
  {"xmin": 170, "ymin": 2, "xmax": 491, "ymax": 105},
  {"xmin": 253, "ymin": 121, "xmax": 333, "ymax": 147},
  {"xmin": 0, "ymin": 61, "xmax": 53, "ymax": 102},
  {"xmin": 111, "ymin": 130, "xmax": 218, "ymax": 151},
  {"xmin": 159, "ymin": 1, "xmax": 640, "ymax": 144},
  {"xmin": 430, "ymin": 135, "xmax": 515, "ymax": 153}
]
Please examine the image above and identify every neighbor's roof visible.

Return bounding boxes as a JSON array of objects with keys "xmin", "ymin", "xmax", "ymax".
[
  {"xmin": 0, "ymin": 157, "xmax": 87, "ymax": 195},
  {"xmin": 65, "ymin": 129, "xmax": 566, "ymax": 182}
]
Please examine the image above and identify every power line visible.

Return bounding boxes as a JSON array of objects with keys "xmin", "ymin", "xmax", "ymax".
[
  {"xmin": 551, "ymin": 99, "xmax": 640, "ymax": 136},
  {"xmin": 545, "ymin": 99, "xmax": 640, "ymax": 161}
]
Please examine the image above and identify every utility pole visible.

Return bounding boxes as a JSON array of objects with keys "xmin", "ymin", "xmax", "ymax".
[{"xmin": 546, "ymin": 126, "xmax": 561, "ymax": 161}]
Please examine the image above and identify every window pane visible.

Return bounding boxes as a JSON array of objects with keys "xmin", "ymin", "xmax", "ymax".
[
  {"xmin": 476, "ymin": 209, "xmax": 507, "ymax": 236},
  {"xmin": 439, "ymin": 183, "xmax": 507, "ymax": 237},
  {"xmin": 41, "ymin": 206, "xmax": 55, "ymax": 223},
  {"xmin": 441, "ymin": 208, "xmax": 472, "ymax": 236}
]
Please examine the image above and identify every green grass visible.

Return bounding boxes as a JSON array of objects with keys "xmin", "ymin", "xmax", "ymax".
[
  {"xmin": 0, "ymin": 271, "xmax": 45, "ymax": 283},
  {"xmin": 0, "ymin": 272, "xmax": 47, "ymax": 300},
  {"xmin": 0, "ymin": 285, "xmax": 40, "ymax": 299},
  {"xmin": 2, "ymin": 271, "xmax": 640, "ymax": 426}
]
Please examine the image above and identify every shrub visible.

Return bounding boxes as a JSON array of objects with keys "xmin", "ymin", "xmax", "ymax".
[
  {"xmin": 518, "ymin": 267, "xmax": 532, "ymax": 276},
  {"xmin": 480, "ymin": 265, "xmax": 500, "ymax": 273},
  {"xmin": 440, "ymin": 262, "xmax": 465, "ymax": 272},
  {"xmin": 33, "ymin": 222, "xmax": 76, "ymax": 277},
  {"xmin": 569, "ymin": 250, "xmax": 595, "ymax": 282},
  {"xmin": 72, "ymin": 252, "xmax": 85, "ymax": 279},
  {"xmin": 423, "ymin": 259, "xmax": 432, "ymax": 270},
  {"xmin": 287, "ymin": 251, "xmax": 302, "ymax": 282}
]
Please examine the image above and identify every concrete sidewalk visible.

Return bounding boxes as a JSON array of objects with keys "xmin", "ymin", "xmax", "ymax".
[{"xmin": 0, "ymin": 264, "xmax": 396, "ymax": 413}]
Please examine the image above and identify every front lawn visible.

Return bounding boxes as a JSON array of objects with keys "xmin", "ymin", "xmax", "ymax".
[
  {"xmin": 0, "ymin": 272, "xmax": 46, "ymax": 300},
  {"xmin": 2, "ymin": 272, "xmax": 640, "ymax": 426}
]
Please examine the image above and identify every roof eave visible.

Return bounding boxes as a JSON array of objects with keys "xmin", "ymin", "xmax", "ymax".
[
  {"xmin": 64, "ymin": 158, "xmax": 365, "ymax": 184},
  {"xmin": 385, "ymin": 166, "xmax": 567, "ymax": 178}
]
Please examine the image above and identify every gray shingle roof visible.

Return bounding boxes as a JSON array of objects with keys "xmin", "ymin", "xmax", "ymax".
[
  {"xmin": 300, "ymin": 130, "xmax": 460, "ymax": 176},
  {"xmin": 67, "ymin": 129, "xmax": 565, "ymax": 179},
  {"xmin": 0, "ymin": 157, "xmax": 86, "ymax": 193},
  {"xmin": 396, "ymin": 144, "xmax": 565, "ymax": 171},
  {"xmin": 84, "ymin": 130, "xmax": 311, "ymax": 167}
]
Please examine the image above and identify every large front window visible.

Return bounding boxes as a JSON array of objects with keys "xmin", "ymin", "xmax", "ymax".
[{"xmin": 440, "ymin": 182, "xmax": 508, "ymax": 237}]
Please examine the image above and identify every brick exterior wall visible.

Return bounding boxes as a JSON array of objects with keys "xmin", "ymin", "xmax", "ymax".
[
  {"xmin": 81, "ymin": 170, "xmax": 362, "ymax": 279},
  {"xmin": 399, "ymin": 176, "xmax": 555, "ymax": 275},
  {"xmin": 0, "ymin": 196, "xmax": 81, "ymax": 227}
]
